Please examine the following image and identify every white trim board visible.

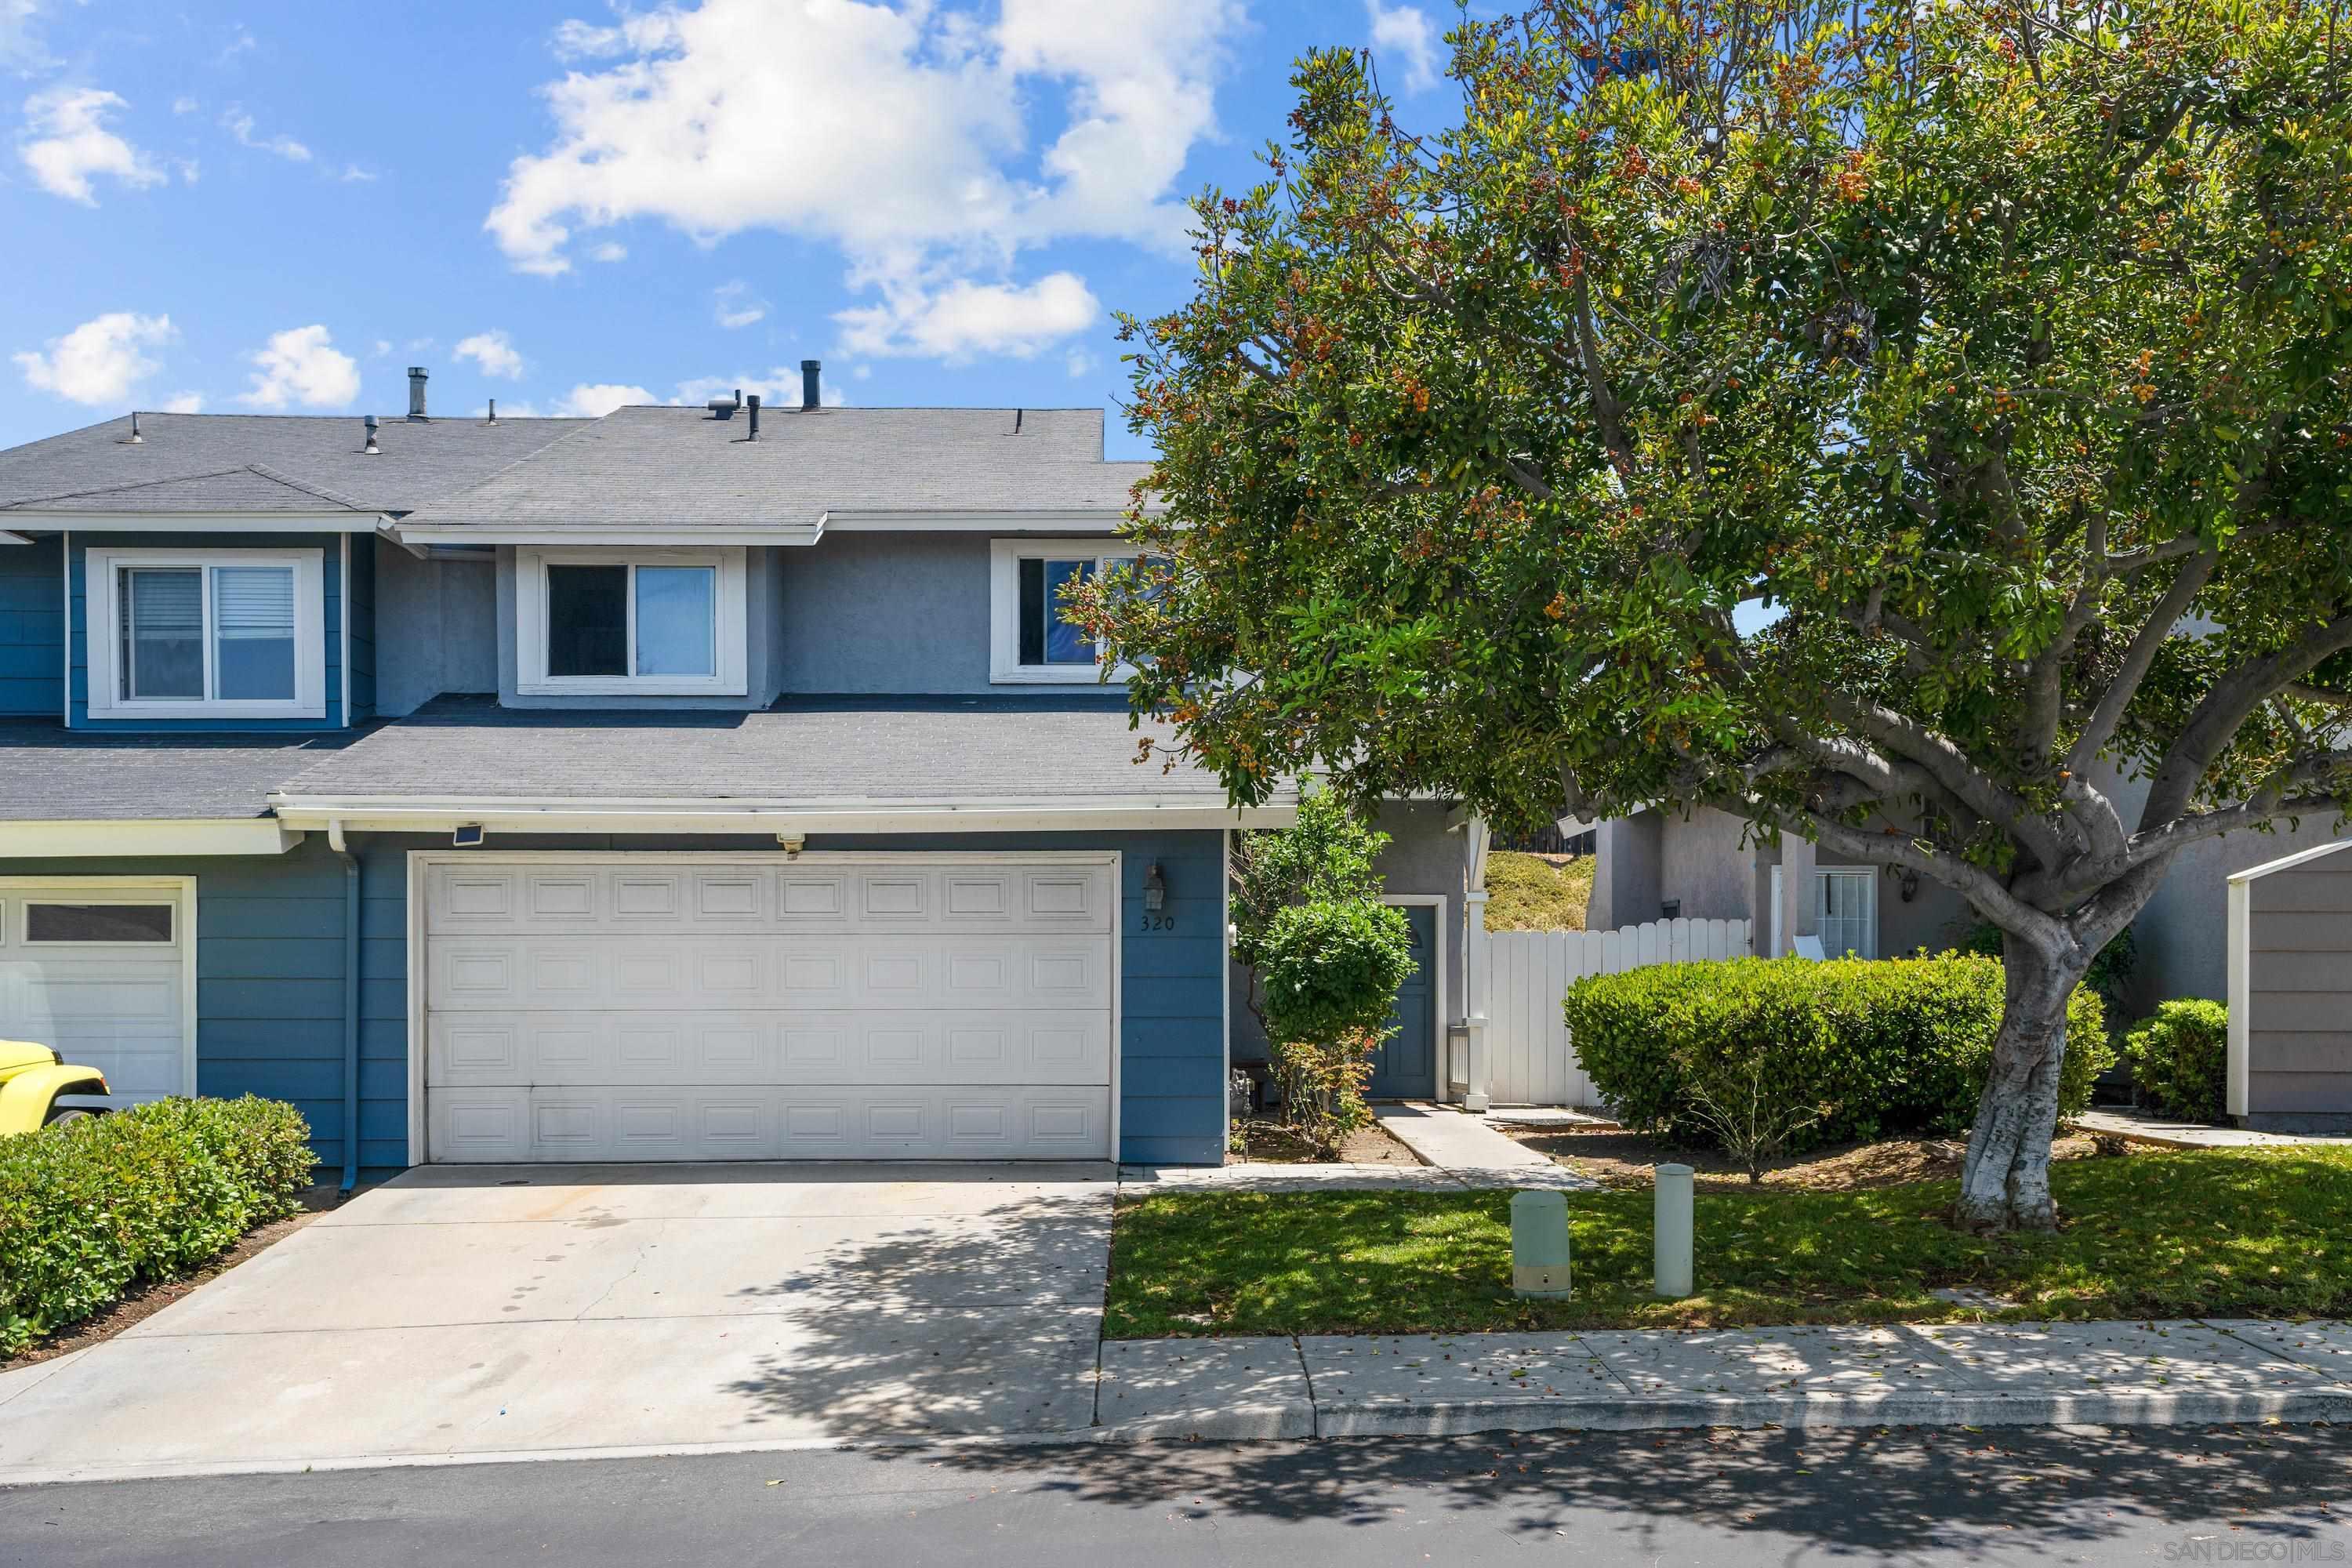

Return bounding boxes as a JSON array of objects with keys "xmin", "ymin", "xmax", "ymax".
[
  {"xmin": 402, "ymin": 849, "xmax": 1124, "ymax": 1167},
  {"xmin": 2, "ymin": 513, "xmax": 379, "ymax": 532},
  {"xmin": 0, "ymin": 820, "xmax": 304, "ymax": 857},
  {"xmin": 269, "ymin": 798, "xmax": 1292, "ymax": 837},
  {"xmin": 0, "ymin": 875, "xmax": 196, "ymax": 1102},
  {"xmin": 83, "ymin": 545, "xmax": 329, "ymax": 720}
]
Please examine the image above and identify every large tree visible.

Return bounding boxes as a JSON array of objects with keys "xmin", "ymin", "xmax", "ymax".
[{"xmin": 1079, "ymin": 0, "xmax": 2352, "ymax": 1229}]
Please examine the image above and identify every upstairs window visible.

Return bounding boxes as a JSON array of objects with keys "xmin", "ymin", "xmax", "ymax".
[
  {"xmin": 517, "ymin": 548, "xmax": 747, "ymax": 696},
  {"xmin": 85, "ymin": 549, "xmax": 325, "ymax": 720},
  {"xmin": 990, "ymin": 540, "xmax": 1157, "ymax": 684}
]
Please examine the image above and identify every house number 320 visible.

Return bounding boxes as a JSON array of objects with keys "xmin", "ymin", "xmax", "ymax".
[{"xmin": 1137, "ymin": 914, "xmax": 1178, "ymax": 932}]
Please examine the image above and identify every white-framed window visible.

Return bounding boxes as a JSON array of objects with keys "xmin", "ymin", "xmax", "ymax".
[
  {"xmin": 1770, "ymin": 865, "xmax": 1881, "ymax": 959},
  {"xmin": 515, "ymin": 547, "xmax": 748, "ymax": 696},
  {"xmin": 988, "ymin": 539, "xmax": 1155, "ymax": 684},
  {"xmin": 85, "ymin": 547, "xmax": 326, "ymax": 720}
]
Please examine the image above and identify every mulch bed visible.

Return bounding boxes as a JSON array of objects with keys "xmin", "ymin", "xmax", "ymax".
[
  {"xmin": 1228, "ymin": 1115, "xmax": 1423, "ymax": 1165},
  {"xmin": 1502, "ymin": 1124, "xmax": 2115, "ymax": 1192}
]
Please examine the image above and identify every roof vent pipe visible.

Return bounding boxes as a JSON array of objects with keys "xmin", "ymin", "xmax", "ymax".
[
  {"xmin": 362, "ymin": 415, "xmax": 380, "ymax": 455},
  {"xmin": 800, "ymin": 359, "xmax": 821, "ymax": 412},
  {"xmin": 485, "ymin": 399, "xmax": 497, "ymax": 425},
  {"xmin": 127, "ymin": 411, "xmax": 143, "ymax": 445},
  {"xmin": 407, "ymin": 366, "xmax": 429, "ymax": 420},
  {"xmin": 746, "ymin": 394, "xmax": 760, "ymax": 441}
]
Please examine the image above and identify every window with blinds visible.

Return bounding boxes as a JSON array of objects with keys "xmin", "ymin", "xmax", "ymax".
[{"xmin": 100, "ymin": 554, "xmax": 310, "ymax": 713}]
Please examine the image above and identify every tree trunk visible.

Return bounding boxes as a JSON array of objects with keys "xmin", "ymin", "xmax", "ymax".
[{"xmin": 1955, "ymin": 933, "xmax": 2089, "ymax": 1232}]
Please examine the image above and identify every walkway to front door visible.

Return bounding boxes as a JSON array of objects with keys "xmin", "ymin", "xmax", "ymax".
[{"xmin": 1367, "ymin": 903, "xmax": 1436, "ymax": 1099}]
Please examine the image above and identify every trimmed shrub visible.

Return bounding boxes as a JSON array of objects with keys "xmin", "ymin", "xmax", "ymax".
[
  {"xmin": 1257, "ymin": 897, "xmax": 1417, "ymax": 1048},
  {"xmin": 0, "ymin": 1096, "xmax": 315, "ymax": 1356},
  {"xmin": 1562, "ymin": 953, "xmax": 2114, "ymax": 1152},
  {"xmin": 2125, "ymin": 999, "xmax": 2230, "ymax": 1122}
]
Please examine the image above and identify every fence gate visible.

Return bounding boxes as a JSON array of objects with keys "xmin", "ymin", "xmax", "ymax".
[{"xmin": 1485, "ymin": 917, "xmax": 1751, "ymax": 1107}]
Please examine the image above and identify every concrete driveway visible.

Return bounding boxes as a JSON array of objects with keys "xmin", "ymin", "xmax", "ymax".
[{"xmin": 0, "ymin": 1163, "xmax": 1115, "ymax": 1484}]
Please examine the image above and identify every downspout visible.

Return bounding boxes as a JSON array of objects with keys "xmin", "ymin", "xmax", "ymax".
[{"xmin": 328, "ymin": 820, "xmax": 361, "ymax": 1194}]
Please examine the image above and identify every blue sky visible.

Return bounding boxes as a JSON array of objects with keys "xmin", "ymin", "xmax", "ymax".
[{"xmin": 1, "ymin": 1, "xmax": 1468, "ymax": 458}]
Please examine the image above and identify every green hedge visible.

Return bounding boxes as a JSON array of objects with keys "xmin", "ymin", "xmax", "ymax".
[
  {"xmin": 1562, "ymin": 953, "xmax": 2114, "ymax": 1152},
  {"xmin": 0, "ymin": 1096, "xmax": 315, "ymax": 1357},
  {"xmin": 2126, "ymin": 999, "xmax": 2230, "ymax": 1122}
]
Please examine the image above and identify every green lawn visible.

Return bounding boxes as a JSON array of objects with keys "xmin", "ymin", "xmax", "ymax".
[
  {"xmin": 1105, "ymin": 1147, "xmax": 2352, "ymax": 1338},
  {"xmin": 1483, "ymin": 851, "xmax": 1594, "ymax": 931}
]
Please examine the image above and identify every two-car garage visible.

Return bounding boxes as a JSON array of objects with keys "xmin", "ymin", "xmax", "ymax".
[{"xmin": 414, "ymin": 854, "xmax": 1120, "ymax": 1163}]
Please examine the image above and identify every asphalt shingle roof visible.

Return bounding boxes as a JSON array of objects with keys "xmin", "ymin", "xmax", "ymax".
[
  {"xmin": 398, "ymin": 405, "xmax": 1154, "ymax": 532},
  {"xmin": 0, "ymin": 413, "xmax": 592, "ymax": 516},
  {"xmin": 0, "ymin": 723, "xmax": 360, "ymax": 821},
  {"xmin": 272, "ymin": 695, "xmax": 1252, "ymax": 804}
]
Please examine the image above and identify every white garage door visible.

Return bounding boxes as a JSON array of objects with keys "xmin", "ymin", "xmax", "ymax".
[
  {"xmin": 420, "ymin": 855, "xmax": 1117, "ymax": 1163},
  {"xmin": 0, "ymin": 879, "xmax": 194, "ymax": 1105}
]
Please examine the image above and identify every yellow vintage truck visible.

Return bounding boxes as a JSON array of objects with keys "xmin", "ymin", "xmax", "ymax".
[{"xmin": 0, "ymin": 1040, "xmax": 110, "ymax": 1134}]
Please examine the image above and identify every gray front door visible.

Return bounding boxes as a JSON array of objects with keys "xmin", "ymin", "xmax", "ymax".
[{"xmin": 1367, "ymin": 903, "xmax": 1436, "ymax": 1100}]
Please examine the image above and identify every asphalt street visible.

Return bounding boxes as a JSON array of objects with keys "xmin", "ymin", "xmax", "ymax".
[{"xmin": 5, "ymin": 1421, "xmax": 2350, "ymax": 1566}]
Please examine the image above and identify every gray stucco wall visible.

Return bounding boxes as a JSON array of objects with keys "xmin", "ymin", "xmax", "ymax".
[
  {"xmin": 776, "ymin": 532, "xmax": 998, "ymax": 694},
  {"xmin": 494, "ymin": 545, "xmax": 782, "ymax": 710},
  {"xmin": 1656, "ymin": 808, "xmax": 1755, "ymax": 921},
  {"xmin": 2242, "ymin": 844, "xmax": 2352, "ymax": 1127},
  {"xmin": 372, "ymin": 542, "xmax": 499, "ymax": 717},
  {"xmin": 1589, "ymin": 813, "xmax": 1662, "ymax": 932}
]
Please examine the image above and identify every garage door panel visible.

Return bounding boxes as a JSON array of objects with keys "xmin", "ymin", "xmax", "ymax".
[
  {"xmin": 428, "ymin": 1085, "xmax": 1112, "ymax": 1162},
  {"xmin": 430, "ymin": 935, "xmax": 1111, "ymax": 1011},
  {"xmin": 0, "ymin": 887, "xmax": 190, "ymax": 1109},
  {"xmin": 427, "ymin": 1010, "xmax": 1112, "ymax": 1087},
  {"xmin": 427, "ymin": 864, "xmax": 1115, "ymax": 938},
  {"xmin": 423, "ymin": 858, "xmax": 1116, "ymax": 1163}
]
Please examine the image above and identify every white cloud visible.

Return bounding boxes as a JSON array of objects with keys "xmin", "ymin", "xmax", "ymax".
[
  {"xmin": 371, "ymin": 339, "xmax": 393, "ymax": 358},
  {"xmin": 1065, "ymin": 346, "xmax": 1095, "ymax": 379},
  {"xmin": 588, "ymin": 241, "xmax": 626, "ymax": 263},
  {"xmin": 453, "ymin": 328, "xmax": 525, "ymax": 379},
  {"xmin": 238, "ymin": 325, "xmax": 359, "ymax": 408},
  {"xmin": 554, "ymin": 382, "xmax": 653, "ymax": 417},
  {"xmin": 160, "ymin": 390, "xmax": 203, "ymax": 413},
  {"xmin": 17, "ymin": 87, "xmax": 164, "ymax": 204},
  {"xmin": 834, "ymin": 270, "xmax": 1098, "ymax": 361},
  {"xmin": 1365, "ymin": 2, "xmax": 1442, "ymax": 95},
  {"xmin": 713, "ymin": 281, "xmax": 766, "ymax": 330},
  {"xmin": 171, "ymin": 96, "xmax": 198, "ymax": 115},
  {"xmin": 673, "ymin": 366, "xmax": 838, "ymax": 408},
  {"xmin": 488, "ymin": 0, "xmax": 1240, "ymax": 362},
  {"xmin": 2, "ymin": 0, "xmax": 52, "ymax": 73},
  {"xmin": 13, "ymin": 311, "xmax": 175, "ymax": 405},
  {"xmin": 223, "ymin": 105, "xmax": 310, "ymax": 163},
  {"xmin": 339, "ymin": 163, "xmax": 376, "ymax": 182}
]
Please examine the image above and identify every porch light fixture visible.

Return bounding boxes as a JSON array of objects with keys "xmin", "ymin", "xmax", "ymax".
[
  {"xmin": 1896, "ymin": 866, "xmax": 1921, "ymax": 902},
  {"xmin": 452, "ymin": 824, "xmax": 485, "ymax": 848},
  {"xmin": 1143, "ymin": 862, "xmax": 1167, "ymax": 912}
]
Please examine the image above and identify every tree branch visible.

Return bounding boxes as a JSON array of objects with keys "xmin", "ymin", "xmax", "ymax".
[
  {"xmin": 2139, "ymin": 612, "xmax": 2352, "ymax": 830},
  {"xmin": 2066, "ymin": 547, "xmax": 2217, "ymax": 775}
]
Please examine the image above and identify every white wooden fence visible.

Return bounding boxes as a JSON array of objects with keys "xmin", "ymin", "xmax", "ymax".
[{"xmin": 1486, "ymin": 917, "xmax": 1751, "ymax": 1107}]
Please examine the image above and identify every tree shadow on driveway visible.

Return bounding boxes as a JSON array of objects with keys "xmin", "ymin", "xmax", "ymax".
[{"xmin": 714, "ymin": 1185, "xmax": 1112, "ymax": 1439}]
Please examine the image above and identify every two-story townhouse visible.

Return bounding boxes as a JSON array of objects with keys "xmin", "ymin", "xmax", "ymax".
[{"xmin": 0, "ymin": 365, "xmax": 1487, "ymax": 1173}]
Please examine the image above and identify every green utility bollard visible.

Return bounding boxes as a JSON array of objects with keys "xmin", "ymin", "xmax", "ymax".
[
  {"xmin": 1510, "ymin": 1189, "xmax": 1572, "ymax": 1299},
  {"xmin": 1653, "ymin": 1163, "xmax": 1694, "ymax": 1298}
]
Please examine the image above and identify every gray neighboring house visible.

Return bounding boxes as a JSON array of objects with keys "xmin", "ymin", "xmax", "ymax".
[
  {"xmin": 0, "ymin": 368, "xmax": 1497, "ymax": 1172},
  {"xmin": 2228, "ymin": 840, "xmax": 2352, "ymax": 1134}
]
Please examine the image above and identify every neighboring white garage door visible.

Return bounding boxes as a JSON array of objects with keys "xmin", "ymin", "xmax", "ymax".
[
  {"xmin": 0, "ymin": 878, "xmax": 195, "ymax": 1105},
  {"xmin": 418, "ymin": 854, "xmax": 1117, "ymax": 1163}
]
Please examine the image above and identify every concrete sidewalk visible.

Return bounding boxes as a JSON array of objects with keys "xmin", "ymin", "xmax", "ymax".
[{"xmin": 1096, "ymin": 1318, "xmax": 2352, "ymax": 1440}]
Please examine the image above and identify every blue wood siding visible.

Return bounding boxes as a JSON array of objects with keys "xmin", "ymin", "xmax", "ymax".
[
  {"xmin": 0, "ymin": 533, "xmax": 64, "ymax": 716},
  {"xmin": 346, "ymin": 533, "xmax": 376, "ymax": 720},
  {"xmin": 67, "ymin": 531, "xmax": 349, "ymax": 731},
  {"xmin": 0, "ymin": 829, "xmax": 1230, "ymax": 1171}
]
